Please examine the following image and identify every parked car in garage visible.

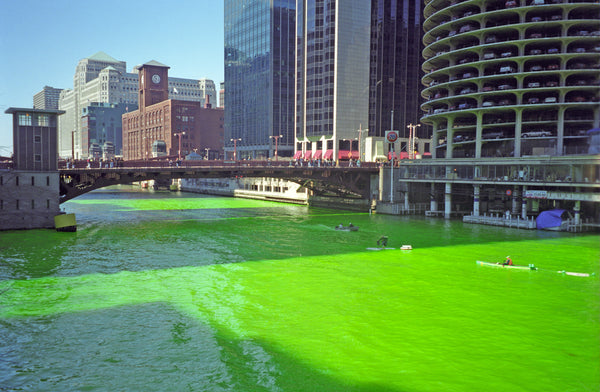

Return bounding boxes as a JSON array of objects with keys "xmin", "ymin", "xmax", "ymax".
[{"xmin": 523, "ymin": 130, "xmax": 551, "ymax": 137}]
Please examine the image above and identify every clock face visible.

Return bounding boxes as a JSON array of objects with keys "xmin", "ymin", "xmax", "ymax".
[{"xmin": 152, "ymin": 74, "xmax": 161, "ymax": 84}]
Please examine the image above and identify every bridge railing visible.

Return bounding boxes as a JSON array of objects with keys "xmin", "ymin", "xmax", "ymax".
[{"xmin": 59, "ymin": 159, "xmax": 381, "ymax": 170}]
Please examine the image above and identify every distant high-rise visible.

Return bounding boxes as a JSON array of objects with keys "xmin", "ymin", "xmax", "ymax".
[
  {"xmin": 33, "ymin": 86, "xmax": 63, "ymax": 110},
  {"xmin": 58, "ymin": 52, "xmax": 216, "ymax": 159},
  {"xmin": 295, "ymin": 0, "xmax": 371, "ymax": 162},
  {"xmin": 369, "ymin": 0, "xmax": 427, "ymax": 140},
  {"xmin": 224, "ymin": 0, "xmax": 296, "ymax": 159},
  {"xmin": 219, "ymin": 82, "xmax": 225, "ymax": 108},
  {"xmin": 199, "ymin": 78, "xmax": 217, "ymax": 108}
]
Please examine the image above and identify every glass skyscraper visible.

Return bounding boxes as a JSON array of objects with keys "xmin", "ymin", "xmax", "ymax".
[
  {"xmin": 369, "ymin": 0, "xmax": 427, "ymax": 140},
  {"xmin": 295, "ymin": 0, "xmax": 371, "ymax": 161},
  {"xmin": 224, "ymin": 0, "xmax": 296, "ymax": 159}
]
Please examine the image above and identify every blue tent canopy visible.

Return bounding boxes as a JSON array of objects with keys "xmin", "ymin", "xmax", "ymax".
[{"xmin": 537, "ymin": 209, "xmax": 566, "ymax": 229}]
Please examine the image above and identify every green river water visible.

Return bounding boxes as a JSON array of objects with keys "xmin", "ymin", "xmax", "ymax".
[{"xmin": 0, "ymin": 186, "xmax": 598, "ymax": 392}]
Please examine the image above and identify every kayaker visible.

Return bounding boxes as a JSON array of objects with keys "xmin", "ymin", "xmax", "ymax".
[
  {"xmin": 503, "ymin": 256, "xmax": 513, "ymax": 266},
  {"xmin": 377, "ymin": 235, "xmax": 388, "ymax": 248}
]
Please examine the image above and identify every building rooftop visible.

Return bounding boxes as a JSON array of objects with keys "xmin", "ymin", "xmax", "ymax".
[
  {"xmin": 87, "ymin": 51, "xmax": 120, "ymax": 63},
  {"xmin": 5, "ymin": 107, "xmax": 65, "ymax": 115},
  {"xmin": 134, "ymin": 60, "xmax": 170, "ymax": 70}
]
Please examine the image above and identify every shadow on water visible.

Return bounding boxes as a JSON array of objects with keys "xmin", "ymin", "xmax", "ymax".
[{"xmin": 0, "ymin": 303, "xmax": 404, "ymax": 392}]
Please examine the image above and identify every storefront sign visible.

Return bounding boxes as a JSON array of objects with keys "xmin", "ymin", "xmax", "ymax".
[{"xmin": 524, "ymin": 190, "xmax": 547, "ymax": 199}]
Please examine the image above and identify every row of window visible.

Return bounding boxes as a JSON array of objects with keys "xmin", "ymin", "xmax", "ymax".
[
  {"xmin": 1, "ymin": 176, "xmax": 52, "ymax": 186},
  {"xmin": 18, "ymin": 113, "xmax": 50, "ymax": 126},
  {"xmin": 0, "ymin": 199, "xmax": 52, "ymax": 210}
]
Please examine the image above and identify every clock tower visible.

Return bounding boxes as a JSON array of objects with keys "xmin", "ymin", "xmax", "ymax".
[{"xmin": 137, "ymin": 60, "xmax": 170, "ymax": 109}]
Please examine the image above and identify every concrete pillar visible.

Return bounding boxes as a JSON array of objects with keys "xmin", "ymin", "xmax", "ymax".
[
  {"xmin": 378, "ymin": 166, "xmax": 384, "ymax": 201},
  {"xmin": 521, "ymin": 186, "xmax": 528, "ymax": 219},
  {"xmin": 473, "ymin": 185, "xmax": 480, "ymax": 217},
  {"xmin": 511, "ymin": 187, "xmax": 520, "ymax": 215},
  {"xmin": 404, "ymin": 191, "xmax": 409, "ymax": 211},
  {"xmin": 445, "ymin": 182, "xmax": 452, "ymax": 219},
  {"xmin": 430, "ymin": 183, "xmax": 438, "ymax": 212},
  {"xmin": 574, "ymin": 201, "xmax": 581, "ymax": 225},
  {"xmin": 574, "ymin": 188, "xmax": 581, "ymax": 224}
]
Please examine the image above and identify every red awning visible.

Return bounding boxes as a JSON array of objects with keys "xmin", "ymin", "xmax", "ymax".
[
  {"xmin": 293, "ymin": 151, "xmax": 302, "ymax": 159},
  {"xmin": 338, "ymin": 150, "xmax": 354, "ymax": 160},
  {"xmin": 324, "ymin": 150, "xmax": 333, "ymax": 160},
  {"xmin": 399, "ymin": 151, "xmax": 409, "ymax": 159},
  {"xmin": 313, "ymin": 150, "xmax": 322, "ymax": 159},
  {"xmin": 304, "ymin": 150, "xmax": 312, "ymax": 160}
]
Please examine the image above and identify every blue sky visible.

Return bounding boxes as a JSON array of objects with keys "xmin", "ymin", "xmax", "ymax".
[{"xmin": 0, "ymin": 0, "xmax": 224, "ymax": 155}]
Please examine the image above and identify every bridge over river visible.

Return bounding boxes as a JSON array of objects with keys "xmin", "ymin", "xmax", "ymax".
[{"xmin": 59, "ymin": 160, "xmax": 380, "ymax": 203}]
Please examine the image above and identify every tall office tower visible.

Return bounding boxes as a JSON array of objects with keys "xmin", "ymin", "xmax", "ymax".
[
  {"xmin": 295, "ymin": 0, "xmax": 371, "ymax": 162},
  {"xmin": 33, "ymin": 86, "xmax": 63, "ymax": 110},
  {"xmin": 369, "ymin": 0, "xmax": 427, "ymax": 140},
  {"xmin": 224, "ymin": 0, "xmax": 296, "ymax": 159},
  {"xmin": 420, "ymin": 0, "xmax": 600, "ymax": 159}
]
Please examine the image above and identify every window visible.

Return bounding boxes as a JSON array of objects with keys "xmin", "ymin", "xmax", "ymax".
[
  {"xmin": 31, "ymin": 176, "xmax": 35, "ymax": 186},
  {"xmin": 34, "ymin": 154, "xmax": 41, "ymax": 162},
  {"xmin": 31, "ymin": 200, "xmax": 35, "ymax": 209},
  {"xmin": 36, "ymin": 115, "xmax": 49, "ymax": 127},
  {"xmin": 46, "ymin": 199, "xmax": 50, "ymax": 209},
  {"xmin": 46, "ymin": 176, "xmax": 50, "ymax": 186},
  {"xmin": 15, "ymin": 176, "xmax": 19, "ymax": 186},
  {"xmin": 16, "ymin": 199, "xmax": 19, "ymax": 210},
  {"xmin": 18, "ymin": 113, "xmax": 32, "ymax": 126},
  {"xmin": 34, "ymin": 135, "xmax": 41, "ymax": 143}
]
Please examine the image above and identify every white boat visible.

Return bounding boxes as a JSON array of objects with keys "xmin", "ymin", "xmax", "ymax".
[{"xmin": 476, "ymin": 260, "xmax": 537, "ymax": 270}]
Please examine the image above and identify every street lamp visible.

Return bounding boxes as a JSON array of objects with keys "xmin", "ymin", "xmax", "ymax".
[
  {"xmin": 230, "ymin": 138, "xmax": 241, "ymax": 161},
  {"xmin": 204, "ymin": 147, "xmax": 211, "ymax": 160},
  {"xmin": 407, "ymin": 123, "xmax": 421, "ymax": 159},
  {"xmin": 269, "ymin": 134, "xmax": 283, "ymax": 161},
  {"xmin": 356, "ymin": 125, "xmax": 367, "ymax": 161},
  {"xmin": 174, "ymin": 132, "xmax": 186, "ymax": 160}
]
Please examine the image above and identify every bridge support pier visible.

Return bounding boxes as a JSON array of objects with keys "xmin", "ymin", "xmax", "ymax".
[
  {"xmin": 445, "ymin": 183, "xmax": 452, "ymax": 220},
  {"xmin": 473, "ymin": 185, "xmax": 480, "ymax": 217},
  {"xmin": 430, "ymin": 183, "xmax": 438, "ymax": 212},
  {"xmin": 522, "ymin": 186, "xmax": 528, "ymax": 220}
]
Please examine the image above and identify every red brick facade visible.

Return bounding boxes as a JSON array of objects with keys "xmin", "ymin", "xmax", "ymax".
[{"xmin": 122, "ymin": 62, "xmax": 224, "ymax": 161}]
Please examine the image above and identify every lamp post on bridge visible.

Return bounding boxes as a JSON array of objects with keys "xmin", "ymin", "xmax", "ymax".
[
  {"xmin": 407, "ymin": 123, "xmax": 421, "ymax": 159},
  {"xmin": 230, "ymin": 138, "xmax": 241, "ymax": 161},
  {"xmin": 205, "ymin": 147, "xmax": 211, "ymax": 160},
  {"xmin": 356, "ymin": 124, "xmax": 367, "ymax": 161},
  {"xmin": 269, "ymin": 134, "xmax": 283, "ymax": 161},
  {"xmin": 174, "ymin": 132, "xmax": 186, "ymax": 161}
]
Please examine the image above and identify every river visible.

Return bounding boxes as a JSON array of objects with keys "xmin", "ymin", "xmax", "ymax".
[{"xmin": 1, "ymin": 185, "xmax": 598, "ymax": 391}]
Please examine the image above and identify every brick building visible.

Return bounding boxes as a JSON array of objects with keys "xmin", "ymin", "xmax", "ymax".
[{"xmin": 122, "ymin": 61, "xmax": 224, "ymax": 161}]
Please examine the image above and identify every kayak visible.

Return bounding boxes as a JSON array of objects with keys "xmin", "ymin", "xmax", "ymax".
[{"xmin": 476, "ymin": 260, "xmax": 537, "ymax": 270}]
